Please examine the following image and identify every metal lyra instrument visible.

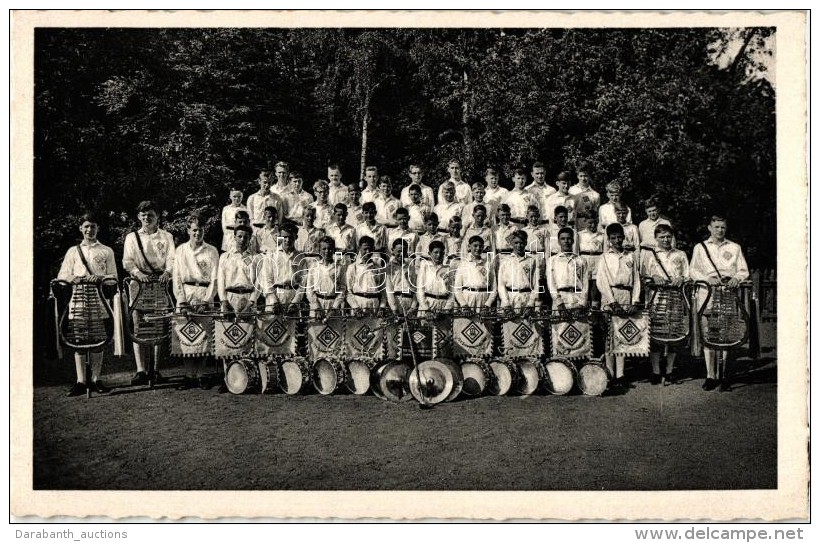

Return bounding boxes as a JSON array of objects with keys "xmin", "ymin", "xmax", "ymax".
[
  {"xmin": 693, "ymin": 280, "xmax": 752, "ymax": 349},
  {"xmin": 645, "ymin": 279, "xmax": 692, "ymax": 345},
  {"xmin": 50, "ymin": 278, "xmax": 119, "ymax": 398}
]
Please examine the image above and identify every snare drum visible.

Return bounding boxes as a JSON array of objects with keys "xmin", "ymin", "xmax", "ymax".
[
  {"xmin": 577, "ymin": 358, "xmax": 611, "ymax": 396},
  {"xmin": 460, "ymin": 357, "xmax": 492, "ymax": 397},
  {"xmin": 540, "ymin": 358, "xmax": 576, "ymax": 396},
  {"xmin": 371, "ymin": 360, "xmax": 412, "ymax": 402},
  {"xmin": 312, "ymin": 358, "xmax": 347, "ymax": 395},
  {"xmin": 488, "ymin": 358, "xmax": 519, "ymax": 396},
  {"xmin": 225, "ymin": 358, "xmax": 261, "ymax": 394},
  {"xmin": 258, "ymin": 357, "xmax": 278, "ymax": 394},
  {"xmin": 346, "ymin": 358, "xmax": 376, "ymax": 395},
  {"xmin": 515, "ymin": 357, "xmax": 541, "ymax": 396},
  {"xmin": 279, "ymin": 356, "xmax": 312, "ymax": 395}
]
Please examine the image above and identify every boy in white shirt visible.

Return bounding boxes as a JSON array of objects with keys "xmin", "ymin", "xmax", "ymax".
[
  {"xmin": 58, "ymin": 213, "xmax": 118, "ymax": 396},
  {"xmin": 122, "ymin": 200, "xmax": 175, "ymax": 386},
  {"xmin": 598, "ymin": 181, "xmax": 632, "ymax": 231},
  {"xmin": 437, "ymin": 159, "xmax": 472, "ymax": 205},
  {"xmin": 689, "ymin": 215, "xmax": 749, "ymax": 392},
  {"xmin": 400, "ymin": 164, "xmax": 435, "ymax": 209},
  {"xmin": 483, "ymin": 166, "xmax": 509, "ymax": 209},
  {"xmin": 220, "ymin": 188, "xmax": 246, "ymax": 251}
]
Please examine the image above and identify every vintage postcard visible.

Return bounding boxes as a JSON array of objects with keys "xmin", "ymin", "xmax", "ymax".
[{"xmin": 10, "ymin": 9, "xmax": 808, "ymax": 520}]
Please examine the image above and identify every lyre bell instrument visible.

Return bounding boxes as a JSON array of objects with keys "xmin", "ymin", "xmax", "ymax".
[
  {"xmin": 122, "ymin": 276, "xmax": 175, "ymax": 346},
  {"xmin": 693, "ymin": 280, "xmax": 752, "ymax": 349},
  {"xmin": 645, "ymin": 279, "xmax": 692, "ymax": 345},
  {"xmin": 50, "ymin": 278, "xmax": 118, "ymax": 352}
]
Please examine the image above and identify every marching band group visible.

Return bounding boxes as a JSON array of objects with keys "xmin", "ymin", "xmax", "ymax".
[{"xmin": 54, "ymin": 159, "xmax": 750, "ymax": 398}]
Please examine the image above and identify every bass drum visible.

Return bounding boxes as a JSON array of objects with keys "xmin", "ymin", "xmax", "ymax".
[
  {"xmin": 225, "ymin": 358, "xmax": 261, "ymax": 395},
  {"xmin": 312, "ymin": 358, "xmax": 347, "ymax": 395},
  {"xmin": 279, "ymin": 356, "xmax": 312, "ymax": 395},
  {"xmin": 488, "ymin": 359, "xmax": 519, "ymax": 396},
  {"xmin": 539, "ymin": 359, "xmax": 577, "ymax": 396},
  {"xmin": 371, "ymin": 360, "xmax": 412, "ymax": 402},
  {"xmin": 460, "ymin": 358, "xmax": 492, "ymax": 397},
  {"xmin": 408, "ymin": 359, "xmax": 463, "ymax": 405},
  {"xmin": 577, "ymin": 358, "xmax": 611, "ymax": 396},
  {"xmin": 346, "ymin": 358, "xmax": 375, "ymax": 395},
  {"xmin": 515, "ymin": 357, "xmax": 541, "ymax": 396}
]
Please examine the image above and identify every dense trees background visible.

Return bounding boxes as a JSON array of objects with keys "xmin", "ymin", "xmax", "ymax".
[{"xmin": 33, "ymin": 27, "xmax": 775, "ymax": 348}]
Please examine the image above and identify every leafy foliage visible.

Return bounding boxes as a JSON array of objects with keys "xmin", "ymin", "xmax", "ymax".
[{"xmin": 33, "ymin": 27, "xmax": 775, "ymax": 343}]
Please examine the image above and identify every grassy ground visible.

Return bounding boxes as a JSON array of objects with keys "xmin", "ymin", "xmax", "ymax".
[{"xmin": 33, "ymin": 351, "xmax": 776, "ymax": 491}]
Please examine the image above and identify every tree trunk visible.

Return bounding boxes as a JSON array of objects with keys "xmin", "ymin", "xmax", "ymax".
[
  {"xmin": 359, "ymin": 108, "xmax": 370, "ymax": 183},
  {"xmin": 461, "ymin": 69, "xmax": 473, "ymax": 169}
]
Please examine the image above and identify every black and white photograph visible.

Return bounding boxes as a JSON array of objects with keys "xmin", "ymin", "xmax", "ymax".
[{"xmin": 11, "ymin": 9, "xmax": 808, "ymax": 520}]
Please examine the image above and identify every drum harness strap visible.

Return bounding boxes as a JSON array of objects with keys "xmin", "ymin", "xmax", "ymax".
[
  {"xmin": 700, "ymin": 242, "xmax": 723, "ymax": 281},
  {"xmin": 650, "ymin": 248, "xmax": 672, "ymax": 281},
  {"xmin": 75, "ymin": 244, "xmax": 95, "ymax": 276},
  {"xmin": 134, "ymin": 230, "xmax": 162, "ymax": 275}
]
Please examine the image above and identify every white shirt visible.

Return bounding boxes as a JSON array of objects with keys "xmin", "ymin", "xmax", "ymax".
[
  {"xmin": 497, "ymin": 253, "xmax": 540, "ymax": 307},
  {"xmin": 598, "ymin": 203, "xmax": 632, "ymax": 231},
  {"xmin": 596, "ymin": 249, "xmax": 641, "ymax": 307},
  {"xmin": 172, "ymin": 241, "xmax": 219, "ymax": 304},
  {"xmin": 58, "ymin": 240, "xmax": 117, "ymax": 282},
  {"xmin": 503, "ymin": 190, "xmax": 537, "ymax": 220},
  {"xmin": 355, "ymin": 222, "xmax": 388, "ymax": 251},
  {"xmin": 647, "ymin": 248, "xmax": 689, "ymax": 281},
  {"xmin": 400, "ymin": 184, "xmax": 436, "ymax": 209},
  {"xmin": 253, "ymin": 226, "xmax": 281, "ymax": 254},
  {"xmin": 328, "ymin": 184, "xmax": 349, "ymax": 207},
  {"xmin": 346, "ymin": 204, "xmax": 366, "ymax": 228},
  {"xmin": 525, "ymin": 182, "xmax": 557, "ymax": 216},
  {"xmin": 282, "ymin": 189, "xmax": 314, "ymax": 222},
  {"xmin": 460, "ymin": 225, "xmax": 495, "ymax": 256},
  {"xmin": 437, "ymin": 179, "xmax": 472, "ymax": 205},
  {"xmin": 325, "ymin": 222, "xmax": 357, "ymax": 254},
  {"xmin": 387, "ymin": 227, "xmax": 419, "ymax": 255},
  {"xmin": 433, "ymin": 201, "xmax": 464, "ymax": 229},
  {"xmin": 123, "ymin": 228, "xmax": 175, "ymax": 275},
  {"xmin": 295, "ymin": 226, "xmax": 325, "ymax": 255},
  {"xmin": 689, "ymin": 238, "xmax": 749, "ymax": 282},
  {"xmin": 221, "ymin": 204, "xmax": 247, "ymax": 251},
  {"xmin": 568, "ymin": 185, "xmax": 601, "ymax": 212},
  {"xmin": 246, "ymin": 191, "xmax": 285, "ymax": 227},
  {"xmin": 578, "ymin": 229, "xmax": 604, "ymax": 279},
  {"xmin": 309, "ymin": 202, "xmax": 334, "ymax": 230},
  {"xmin": 543, "ymin": 191, "xmax": 572, "ymax": 225},
  {"xmin": 416, "ymin": 260, "xmax": 453, "ymax": 300},
  {"xmin": 405, "ymin": 203, "xmax": 431, "ymax": 233},
  {"xmin": 484, "ymin": 186, "xmax": 510, "ymax": 209},
  {"xmin": 256, "ymin": 249, "xmax": 302, "ymax": 295},
  {"xmin": 494, "ymin": 223, "xmax": 517, "ymax": 252},
  {"xmin": 461, "ymin": 200, "xmax": 498, "ymax": 230},
  {"xmin": 638, "ymin": 217, "xmax": 673, "ymax": 248},
  {"xmin": 374, "ymin": 195, "xmax": 402, "ymax": 226},
  {"xmin": 306, "ymin": 259, "xmax": 346, "ymax": 308},
  {"xmin": 547, "ymin": 252, "xmax": 588, "ymax": 308},
  {"xmin": 360, "ymin": 186, "xmax": 379, "ymax": 204},
  {"xmin": 217, "ymin": 248, "xmax": 257, "ymax": 300}
]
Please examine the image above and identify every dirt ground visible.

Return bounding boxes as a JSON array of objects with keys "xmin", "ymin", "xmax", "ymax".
[{"xmin": 33, "ymin": 352, "xmax": 777, "ymax": 491}]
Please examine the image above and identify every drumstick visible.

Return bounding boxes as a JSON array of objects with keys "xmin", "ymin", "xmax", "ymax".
[{"xmin": 398, "ymin": 300, "xmax": 432, "ymax": 409}]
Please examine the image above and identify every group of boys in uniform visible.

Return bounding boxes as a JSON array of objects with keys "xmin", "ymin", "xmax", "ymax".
[{"xmin": 57, "ymin": 160, "xmax": 749, "ymax": 396}]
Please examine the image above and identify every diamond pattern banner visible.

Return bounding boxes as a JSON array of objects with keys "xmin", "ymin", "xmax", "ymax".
[
  {"xmin": 502, "ymin": 319, "xmax": 543, "ymax": 358},
  {"xmin": 171, "ymin": 315, "xmax": 214, "ymax": 357},
  {"xmin": 214, "ymin": 318, "xmax": 255, "ymax": 359},
  {"xmin": 452, "ymin": 317, "xmax": 492, "ymax": 357},
  {"xmin": 551, "ymin": 319, "xmax": 592, "ymax": 360},
  {"xmin": 609, "ymin": 311, "xmax": 650, "ymax": 356},
  {"xmin": 308, "ymin": 319, "xmax": 346, "ymax": 359},
  {"xmin": 395, "ymin": 322, "xmax": 443, "ymax": 360},
  {"xmin": 346, "ymin": 317, "xmax": 385, "ymax": 360},
  {"xmin": 254, "ymin": 314, "xmax": 296, "ymax": 356}
]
